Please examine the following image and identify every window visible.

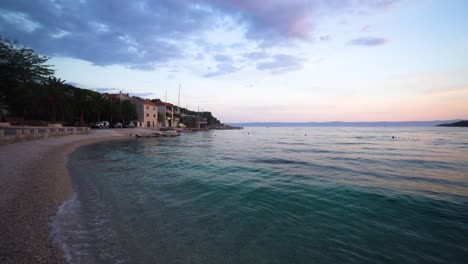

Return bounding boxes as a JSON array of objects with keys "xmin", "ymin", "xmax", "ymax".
[
  {"xmin": 153, "ymin": 114, "xmax": 156, "ymax": 118},
  {"xmin": 146, "ymin": 113, "xmax": 149, "ymax": 117},
  {"xmin": 153, "ymin": 107, "xmax": 155, "ymax": 111},
  {"xmin": 146, "ymin": 106, "xmax": 149, "ymax": 110}
]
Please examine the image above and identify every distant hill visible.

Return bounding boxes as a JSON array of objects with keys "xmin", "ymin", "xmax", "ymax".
[
  {"xmin": 436, "ymin": 120, "xmax": 468, "ymax": 127},
  {"xmin": 228, "ymin": 120, "xmax": 462, "ymax": 127}
]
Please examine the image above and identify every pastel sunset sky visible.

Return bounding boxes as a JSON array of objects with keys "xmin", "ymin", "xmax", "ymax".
[{"xmin": 1, "ymin": 0, "xmax": 467, "ymax": 122}]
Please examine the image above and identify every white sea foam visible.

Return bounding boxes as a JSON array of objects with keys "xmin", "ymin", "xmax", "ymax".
[
  {"xmin": 50, "ymin": 185, "xmax": 130, "ymax": 264},
  {"xmin": 50, "ymin": 191, "xmax": 89, "ymax": 264}
]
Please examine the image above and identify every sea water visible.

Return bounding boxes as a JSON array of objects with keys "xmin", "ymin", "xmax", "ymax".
[{"xmin": 53, "ymin": 127, "xmax": 468, "ymax": 263}]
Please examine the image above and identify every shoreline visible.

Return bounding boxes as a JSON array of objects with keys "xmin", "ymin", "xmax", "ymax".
[{"xmin": 0, "ymin": 130, "xmax": 133, "ymax": 263}]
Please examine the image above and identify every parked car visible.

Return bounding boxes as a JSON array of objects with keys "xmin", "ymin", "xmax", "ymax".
[
  {"xmin": 91, "ymin": 121, "xmax": 110, "ymax": 128},
  {"xmin": 101, "ymin": 121, "xmax": 110, "ymax": 128},
  {"xmin": 124, "ymin": 121, "xmax": 135, "ymax": 128},
  {"xmin": 91, "ymin": 121, "xmax": 103, "ymax": 128},
  {"xmin": 112, "ymin": 122, "xmax": 123, "ymax": 128}
]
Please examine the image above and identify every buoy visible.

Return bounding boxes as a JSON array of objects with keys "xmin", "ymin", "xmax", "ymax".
[{"xmin": 392, "ymin": 136, "xmax": 395, "ymax": 139}]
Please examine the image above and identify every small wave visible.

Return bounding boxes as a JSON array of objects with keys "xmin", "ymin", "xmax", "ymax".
[
  {"xmin": 281, "ymin": 147, "xmax": 351, "ymax": 155},
  {"xmin": 50, "ymin": 191, "xmax": 82, "ymax": 263},
  {"xmin": 250, "ymin": 158, "xmax": 310, "ymax": 166},
  {"xmin": 335, "ymin": 142, "xmax": 369, "ymax": 145},
  {"xmin": 50, "ymin": 188, "xmax": 130, "ymax": 264},
  {"xmin": 276, "ymin": 141, "xmax": 308, "ymax": 146}
]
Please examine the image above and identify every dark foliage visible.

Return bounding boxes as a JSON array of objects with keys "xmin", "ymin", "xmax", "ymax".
[{"xmin": 0, "ymin": 37, "xmax": 137, "ymax": 124}]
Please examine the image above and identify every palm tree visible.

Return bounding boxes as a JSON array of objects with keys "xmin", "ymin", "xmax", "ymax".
[
  {"xmin": 72, "ymin": 87, "xmax": 91, "ymax": 125},
  {"xmin": 43, "ymin": 77, "xmax": 66, "ymax": 122}
]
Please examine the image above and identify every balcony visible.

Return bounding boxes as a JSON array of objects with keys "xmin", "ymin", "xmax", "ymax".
[{"xmin": 196, "ymin": 117, "xmax": 207, "ymax": 124}]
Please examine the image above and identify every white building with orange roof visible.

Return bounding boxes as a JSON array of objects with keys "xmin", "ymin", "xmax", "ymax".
[{"xmin": 130, "ymin": 97, "xmax": 158, "ymax": 128}]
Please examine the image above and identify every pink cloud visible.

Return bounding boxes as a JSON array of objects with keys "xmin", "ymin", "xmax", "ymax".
[
  {"xmin": 214, "ymin": 0, "xmax": 314, "ymax": 41},
  {"xmin": 208, "ymin": 0, "xmax": 401, "ymax": 45}
]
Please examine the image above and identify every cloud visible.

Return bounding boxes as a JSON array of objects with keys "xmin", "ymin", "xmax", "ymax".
[
  {"xmin": 210, "ymin": 1, "xmax": 314, "ymax": 44},
  {"xmin": 0, "ymin": 0, "xmax": 210, "ymax": 69},
  {"xmin": 204, "ymin": 62, "xmax": 240, "ymax": 77},
  {"xmin": 132, "ymin": 92, "xmax": 154, "ymax": 98},
  {"xmin": 214, "ymin": 54, "xmax": 233, "ymax": 62},
  {"xmin": 257, "ymin": 54, "xmax": 306, "ymax": 74},
  {"xmin": 357, "ymin": 0, "xmax": 401, "ymax": 14},
  {"xmin": 369, "ymin": 0, "xmax": 400, "ymax": 10},
  {"xmin": 242, "ymin": 51, "xmax": 269, "ymax": 60},
  {"xmin": 320, "ymin": 35, "xmax": 332, "ymax": 42},
  {"xmin": 0, "ymin": 0, "xmax": 400, "ymax": 70},
  {"xmin": 195, "ymin": 53, "xmax": 205, "ymax": 61},
  {"xmin": 348, "ymin": 37, "xmax": 388, "ymax": 46},
  {"xmin": 360, "ymin": 25, "xmax": 372, "ymax": 32},
  {"xmin": 65, "ymin": 81, "xmax": 82, "ymax": 87},
  {"xmin": 0, "ymin": 9, "xmax": 41, "ymax": 32},
  {"xmin": 94, "ymin": 87, "xmax": 118, "ymax": 93}
]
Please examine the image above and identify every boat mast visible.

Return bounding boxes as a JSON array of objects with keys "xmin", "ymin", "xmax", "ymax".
[{"xmin": 178, "ymin": 84, "xmax": 181, "ymax": 109}]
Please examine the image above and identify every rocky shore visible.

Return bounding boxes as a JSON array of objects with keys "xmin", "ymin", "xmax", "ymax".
[{"xmin": 130, "ymin": 129, "xmax": 180, "ymax": 138}]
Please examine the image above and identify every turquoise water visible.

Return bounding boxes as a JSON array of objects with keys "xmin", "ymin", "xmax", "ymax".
[{"xmin": 55, "ymin": 127, "xmax": 468, "ymax": 263}]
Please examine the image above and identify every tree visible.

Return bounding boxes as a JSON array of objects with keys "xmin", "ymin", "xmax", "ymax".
[
  {"xmin": 0, "ymin": 37, "xmax": 216, "ymax": 126},
  {"xmin": 43, "ymin": 77, "xmax": 66, "ymax": 122},
  {"xmin": 202, "ymin": 111, "xmax": 220, "ymax": 125},
  {"xmin": 120, "ymin": 100, "xmax": 137, "ymax": 122},
  {"xmin": 70, "ymin": 86, "xmax": 92, "ymax": 125},
  {"xmin": 0, "ymin": 37, "xmax": 54, "ymax": 120},
  {"xmin": 183, "ymin": 116, "xmax": 195, "ymax": 128}
]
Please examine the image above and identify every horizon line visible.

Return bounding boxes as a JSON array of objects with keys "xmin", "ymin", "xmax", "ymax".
[{"xmin": 227, "ymin": 119, "xmax": 464, "ymax": 124}]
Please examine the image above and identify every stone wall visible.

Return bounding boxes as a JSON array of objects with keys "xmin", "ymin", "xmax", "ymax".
[{"xmin": 0, "ymin": 127, "xmax": 90, "ymax": 144}]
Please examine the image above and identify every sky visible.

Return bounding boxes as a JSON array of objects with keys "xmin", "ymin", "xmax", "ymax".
[{"xmin": 0, "ymin": 0, "xmax": 467, "ymax": 122}]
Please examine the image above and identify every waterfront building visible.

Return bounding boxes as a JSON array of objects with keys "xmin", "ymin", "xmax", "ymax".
[
  {"xmin": 155, "ymin": 101, "xmax": 179, "ymax": 128},
  {"xmin": 179, "ymin": 114, "xmax": 207, "ymax": 129},
  {"xmin": 103, "ymin": 93, "xmax": 158, "ymax": 128},
  {"xmin": 130, "ymin": 97, "xmax": 158, "ymax": 128}
]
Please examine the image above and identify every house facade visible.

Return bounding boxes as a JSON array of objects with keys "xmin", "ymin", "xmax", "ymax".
[
  {"xmin": 130, "ymin": 97, "xmax": 158, "ymax": 128},
  {"xmin": 180, "ymin": 114, "xmax": 207, "ymax": 129},
  {"xmin": 155, "ymin": 101, "xmax": 179, "ymax": 128}
]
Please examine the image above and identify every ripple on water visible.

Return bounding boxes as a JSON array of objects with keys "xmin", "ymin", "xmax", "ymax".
[{"xmin": 55, "ymin": 127, "xmax": 468, "ymax": 263}]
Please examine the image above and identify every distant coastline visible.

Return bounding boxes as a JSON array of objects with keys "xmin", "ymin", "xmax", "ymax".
[
  {"xmin": 229, "ymin": 120, "xmax": 463, "ymax": 127},
  {"xmin": 436, "ymin": 120, "xmax": 468, "ymax": 127}
]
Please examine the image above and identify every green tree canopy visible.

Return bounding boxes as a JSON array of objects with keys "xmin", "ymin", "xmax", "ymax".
[{"xmin": 0, "ymin": 37, "xmax": 54, "ymax": 119}]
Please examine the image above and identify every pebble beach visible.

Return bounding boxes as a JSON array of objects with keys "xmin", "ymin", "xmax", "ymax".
[{"xmin": 0, "ymin": 128, "xmax": 159, "ymax": 263}]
